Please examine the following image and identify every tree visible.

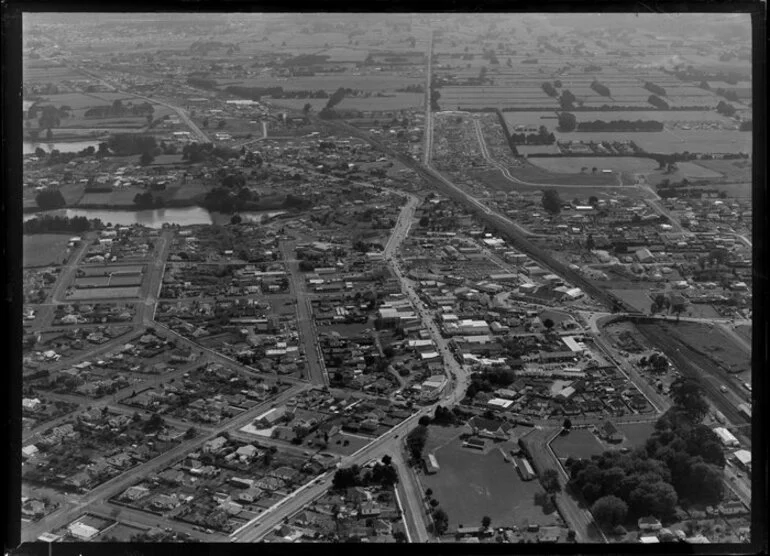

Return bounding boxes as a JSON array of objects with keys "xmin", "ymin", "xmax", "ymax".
[
  {"xmin": 418, "ymin": 415, "xmax": 431, "ymax": 427},
  {"xmin": 670, "ymin": 377, "xmax": 709, "ymax": 423},
  {"xmin": 541, "ymin": 189, "xmax": 562, "ymax": 215},
  {"xmin": 482, "ymin": 516, "xmax": 491, "ymax": 529},
  {"xmin": 542, "ymin": 318, "xmax": 555, "ymax": 330},
  {"xmin": 592, "ymin": 495, "xmax": 628, "ymax": 529},
  {"xmin": 588, "ymin": 195, "xmax": 599, "ymax": 206},
  {"xmin": 425, "ymin": 488, "xmax": 433, "ymax": 498},
  {"xmin": 557, "ymin": 111, "xmax": 577, "ymax": 131},
  {"xmin": 35, "ymin": 188, "xmax": 66, "ymax": 210},
  {"xmin": 332, "ymin": 466, "xmax": 360, "ymax": 490},
  {"xmin": 563, "ymin": 418, "xmax": 572, "ymax": 431},
  {"xmin": 628, "ymin": 481, "xmax": 678, "ymax": 519},
  {"xmin": 541, "ymin": 468, "xmax": 561, "ymax": 493},
  {"xmin": 218, "ymin": 119, "xmax": 227, "ymax": 129},
  {"xmin": 230, "ymin": 214, "xmax": 242, "ymax": 225},
  {"xmin": 184, "ymin": 426, "xmax": 197, "ymax": 439},
  {"xmin": 432, "ymin": 508, "xmax": 449, "ymax": 535},
  {"xmin": 140, "ymin": 151, "xmax": 155, "ymax": 166}
]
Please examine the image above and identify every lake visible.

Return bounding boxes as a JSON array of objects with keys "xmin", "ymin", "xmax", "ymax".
[
  {"xmin": 23, "ymin": 207, "xmax": 288, "ymax": 228},
  {"xmin": 24, "ymin": 141, "xmax": 102, "ymax": 155}
]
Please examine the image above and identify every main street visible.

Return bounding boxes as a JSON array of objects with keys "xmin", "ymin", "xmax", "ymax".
[{"xmin": 280, "ymin": 240, "xmax": 329, "ymax": 386}]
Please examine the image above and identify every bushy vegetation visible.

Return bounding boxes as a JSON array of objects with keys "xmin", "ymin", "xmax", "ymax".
[
  {"xmin": 465, "ymin": 367, "xmax": 517, "ymax": 399},
  {"xmin": 332, "ymin": 456, "xmax": 399, "ymax": 490}
]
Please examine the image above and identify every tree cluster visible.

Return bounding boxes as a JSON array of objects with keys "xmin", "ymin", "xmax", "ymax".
[
  {"xmin": 35, "ymin": 188, "xmax": 66, "ymax": 210},
  {"xmin": 643, "ymin": 82, "xmax": 667, "ymax": 97},
  {"xmin": 510, "ymin": 125, "xmax": 556, "ymax": 145},
  {"xmin": 541, "ymin": 189, "xmax": 562, "ymax": 215},
  {"xmin": 23, "ymin": 214, "xmax": 100, "ymax": 234},
  {"xmin": 590, "ymin": 81, "xmax": 611, "ymax": 97},
  {"xmin": 559, "ymin": 90, "xmax": 576, "ymax": 110},
  {"xmin": 648, "ymin": 95, "xmax": 670, "ymax": 110},
  {"xmin": 332, "ymin": 458, "xmax": 399, "ymax": 491},
  {"xmin": 465, "ymin": 367, "xmax": 516, "ymax": 399},
  {"xmin": 557, "ymin": 111, "xmax": 577, "ymax": 132},
  {"xmin": 576, "ymin": 120, "xmax": 664, "ymax": 132},
  {"xmin": 541, "ymin": 82, "xmax": 558, "ymax": 97},
  {"xmin": 716, "ymin": 100, "xmax": 737, "ymax": 117},
  {"xmin": 406, "ymin": 424, "xmax": 428, "ymax": 463}
]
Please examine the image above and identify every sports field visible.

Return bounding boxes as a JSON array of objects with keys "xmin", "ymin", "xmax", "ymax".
[{"xmin": 421, "ymin": 437, "xmax": 549, "ymax": 530}]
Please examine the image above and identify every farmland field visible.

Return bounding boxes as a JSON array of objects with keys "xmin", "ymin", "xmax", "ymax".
[
  {"xmin": 23, "ymin": 234, "xmax": 73, "ymax": 267},
  {"xmin": 421, "ymin": 437, "xmax": 549, "ymax": 530},
  {"xmin": 555, "ymin": 130, "xmax": 750, "ymax": 154},
  {"xmin": 516, "ymin": 144, "xmax": 562, "ymax": 155},
  {"xmin": 674, "ymin": 162, "xmax": 724, "ymax": 179},
  {"xmin": 69, "ymin": 286, "xmax": 141, "ymax": 300},
  {"xmin": 223, "ymin": 74, "xmax": 422, "ymax": 92},
  {"xmin": 528, "ymin": 157, "xmax": 659, "ymax": 174},
  {"xmin": 735, "ymin": 325, "xmax": 751, "ymax": 345},
  {"xmin": 565, "ymin": 110, "xmax": 736, "ymax": 125},
  {"xmin": 502, "ymin": 112, "xmax": 560, "ymax": 128},
  {"xmin": 692, "ymin": 159, "xmax": 752, "ymax": 182},
  {"xmin": 551, "ymin": 429, "xmax": 606, "ymax": 460}
]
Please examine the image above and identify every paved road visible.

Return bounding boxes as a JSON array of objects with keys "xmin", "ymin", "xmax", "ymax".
[
  {"xmin": 280, "ymin": 241, "xmax": 328, "ymax": 386},
  {"xmin": 423, "ymin": 31, "xmax": 434, "ymax": 166}
]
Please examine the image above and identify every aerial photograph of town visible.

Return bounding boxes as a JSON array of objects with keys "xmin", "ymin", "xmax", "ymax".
[{"xmin": 15, "ymin": 10, "xmax": 758, "ymax": 549}]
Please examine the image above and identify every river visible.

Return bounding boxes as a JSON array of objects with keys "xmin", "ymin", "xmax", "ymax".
[{"xmin": 23, "ymin": 207, "xmax": 288, "ymax": 228}]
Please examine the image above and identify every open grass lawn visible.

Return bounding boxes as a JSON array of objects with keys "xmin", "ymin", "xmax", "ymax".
[
  {"xmin": 528, "ymin": 157, "xmax": 659, "ymax": 175},
  {"xmin": 616, "ymin": 422, "xmax": 655, "ymax": 449},
  {"xmin": 551, "ymin": 429, "xmax": 605, "ymax": 460},
  {"xmin": 97, "ymin": 521, "xmax": 147, "ymax": 541},
  {"xmin": 23, "ymin": 234, "xmax": 73, "ymax": 268},
  {"xmin": 684, "ymin": 303, "xmax": 722, "ymax": 319},
  {"xmin": 608, "ymin": 289, "xmax": 654, "ymax": 313},
  {"xmin": 69, "ymin": 286, "xmax": 141, "ymax": 300},
  {"xmin": 325, "ymin": 431, "xmax": 371, "ymax": 456},
  {"xmin": 78, "ymin": 186, "xmax": 146, "ymax": 206},
  {"xmin": 422, "ymin": 438, "xmax": 550, "ymax": 530}
]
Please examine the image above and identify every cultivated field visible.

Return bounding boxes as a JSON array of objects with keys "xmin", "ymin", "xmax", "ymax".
[
  {"xmin": 23, "ymin": 234, "xmax": 73, "ymax": 268},
  {"xmin": 551, "ymin": 429, "xmax": 605, "ymax": 461},
  {"xmin": 554, "ymin": 130, "xmax": 750, "ymax": 155},
  {"xmin": 694, "ymin": 159, "xmax": 753, "ymax": 182},
  {"xmin": 224, "ymin": 74, "xmax": 423, "ymax": 92},
  {"xmin": 422, "ymin": 437, "xmax": 549, "ymax": 530},
  {"xmin": 674, "ymin": 162, "xmax": 724, "ymax": 179}
]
